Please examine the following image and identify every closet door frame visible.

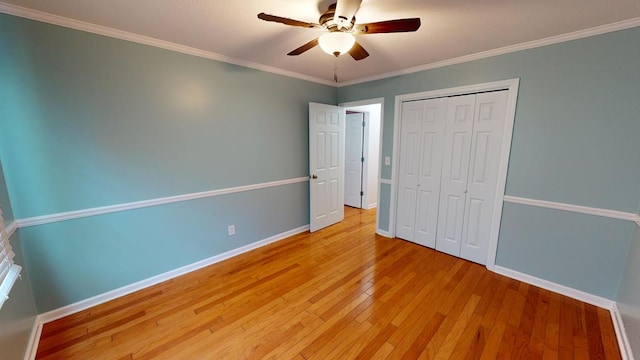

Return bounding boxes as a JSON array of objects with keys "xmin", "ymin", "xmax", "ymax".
[{"xmin": 389, "ymin": 78, "xmax": 520, "ymax": 270}]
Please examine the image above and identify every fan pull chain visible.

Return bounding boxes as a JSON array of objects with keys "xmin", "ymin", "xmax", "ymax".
[{"xmin": 333, "ymin": 56, "xmax": 339, "ymax": 83}]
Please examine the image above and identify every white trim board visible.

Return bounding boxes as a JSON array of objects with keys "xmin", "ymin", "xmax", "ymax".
[
  {"xmin": 16, "ymin": 177, "xmax": 308, "ymax": 228},
  {"xmin": 493, "ymin": 265, "xmax": 615, "ymax": 310},
  {"xmin": 504, "ymin": 195, "xmax": 639, "ymax": 222},
  {"xmin": 0, "ymin": 3, "xmax": 334, "ymax": 87},
  {"xmin": 6, "ymin": 221, "xmax": 17, "ymax": 238},
  {"xmin": 611, "ymin": 304, "xmax": 636, "ymax": 360},
  {"xmin": 23, "ymin": 316, "xmax": 42, "ymax": 360},
  {"xmin": 36, "ymin": 225, "xmax": 309, "ymax": 324}
]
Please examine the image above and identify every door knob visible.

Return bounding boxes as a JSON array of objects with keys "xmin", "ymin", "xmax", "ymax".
[{"xmin": 311, "ymin": 174, "xmax": 318, "ymax": 179}]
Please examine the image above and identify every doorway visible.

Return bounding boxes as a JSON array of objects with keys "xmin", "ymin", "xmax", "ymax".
[{"xmin": 342, "ymin": 102, "xmax": 382, "ymax": 210}]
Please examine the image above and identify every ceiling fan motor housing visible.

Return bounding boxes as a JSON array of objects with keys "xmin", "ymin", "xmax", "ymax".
[{"xmin": 320, "ymin": 3, "xmax": 356, "ymax": 32}]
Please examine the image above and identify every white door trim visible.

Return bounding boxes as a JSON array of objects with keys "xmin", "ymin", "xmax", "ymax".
[{"xmin": 390, "ymin": 79, "xmax": 520, "ymax": 270}]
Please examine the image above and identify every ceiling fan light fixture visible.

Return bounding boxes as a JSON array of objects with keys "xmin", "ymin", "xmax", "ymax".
[{"xmin": 318, "ymin": 32, "xmax": 355, "ymax": 57}]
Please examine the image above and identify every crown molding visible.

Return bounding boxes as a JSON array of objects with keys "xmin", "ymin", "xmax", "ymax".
[
  {"xmin": 1, "ymin": 3, "xmax": 640, "ymax": 88},
  {"xmin": 339, "ymin": 17, "xmax": 640, "ymax": 87},
  {"xmin": 0, "ymin": 2, "xmax": 335, "ymax": 87}
]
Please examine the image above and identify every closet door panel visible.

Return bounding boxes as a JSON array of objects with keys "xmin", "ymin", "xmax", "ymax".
[
  {"xmin": 414, "ymin": 98, "xmax": 447, "ymax": 248},
  {"xmin": 436, "ymin": 94, "xmax": 476, "ymax": 257},
  {"xmin": 395, "ymin": 101, "xmax": 423, "ymax": 241},
  {"xmin": 460, "ymin": 91, "xmax": 508, "ymax": 264}
]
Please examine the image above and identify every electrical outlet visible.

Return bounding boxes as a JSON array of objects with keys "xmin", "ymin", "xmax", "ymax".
[
  {"xmin": 384, "ymin": 156, "xmax": 391, "ymax": 166},
  {"xmin": 228, "ymin": 225, "xmax": 235, "ymax": 236}
]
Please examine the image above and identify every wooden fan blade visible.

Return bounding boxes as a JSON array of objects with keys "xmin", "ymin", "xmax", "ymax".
[
  {"xmin": 354, "ymin": 18, "xmax": 421, "ymax": 34},
  {"xmin": 288, "ymin": 38, "xmax": 320, "ymax": 56},
  {"xmin": 349, "ymin": 41, "xmax": 369, "ymax": 60},
  {"xmin": 257, "ymin": 13, "xmax": 321, "ymax": 29}
]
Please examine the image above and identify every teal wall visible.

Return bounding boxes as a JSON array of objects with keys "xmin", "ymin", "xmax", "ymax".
[
  {"xmin": 618, "ymin": 219, "xmax": 640, "ymax": 358},
  {"xmin": 0, "ymin": 13, "xmax": 336, "ymax": 312},
  {"xmin": 496, "ymin": 203, "xmax": 634, "ymax": 299},
  {"xmin": 338, "ymin": 27, "xmax": 640, "ymax": 299}
]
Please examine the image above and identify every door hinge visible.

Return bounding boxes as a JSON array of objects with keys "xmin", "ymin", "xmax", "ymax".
[
  {"xmin": 361, "ymin": 157, "xmax": 365, "ymax": 163},
  {"xmin": 362, "ymin": 120, "xmax": 366, "ymax": 127},
  {"xmin": 360, "ymin": 191, "xmax": 364, "ymax": 196}
]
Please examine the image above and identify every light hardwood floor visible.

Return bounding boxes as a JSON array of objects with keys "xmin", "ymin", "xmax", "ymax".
[{"xmin": 36, "ymin": 206, "xmax": 621, "ymax": 359}]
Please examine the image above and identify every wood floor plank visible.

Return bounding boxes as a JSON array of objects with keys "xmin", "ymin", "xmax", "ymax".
[
  {"xmin": 542, "ymin": 292, "xmax": 562, "ymax": 360},
  {"xmin": 35, "ymin": 207, "xmax": 623, "ymax": 359},
  {"xmin": 597, "ymin": 307, "xmax": 622, "ymax": 360},
  {"xmin": 529, "ymin": 289, "xmax": 551, "ymax": 358},
  {"xmin": 573, "ymin": 300, "xmax": 591, "ymax": 360}
]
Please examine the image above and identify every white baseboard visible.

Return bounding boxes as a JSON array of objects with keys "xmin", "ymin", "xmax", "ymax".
[
  {"xmin": 492, "ymin": 265, "xmax": 615, "ymax": 309},
  {"xmin": 23, "ymin": 315, "xmax": 43, "ymax": 360},
  {"xmin": 376, "ymin": 229, "xmax": 392, "ymax": 238},
  {"xmin": 611, "ymin": 304, "xmax": 635, "ymax": 360},
  {"xmin": 37, "ymin": 225, "xmax": 309, "ymax": 324}
]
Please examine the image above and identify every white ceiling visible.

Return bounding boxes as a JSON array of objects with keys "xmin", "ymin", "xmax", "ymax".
[{"xmin": 2, "ymin": 0, "xmax": 640, "ymax": 85}]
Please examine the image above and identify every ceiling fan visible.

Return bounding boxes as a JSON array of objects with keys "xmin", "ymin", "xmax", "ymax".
[{"xmin": 257, "ymin": 0, "xmax": 421, "ymax": 61}]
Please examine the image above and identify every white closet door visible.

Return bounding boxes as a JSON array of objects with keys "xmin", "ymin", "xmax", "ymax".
[
  {"xmin": 436, "ymin": 94, "xmax": 476, "ymax": 257},
  {"xmin": 460, "ymin": 91, "xmax": 508, "ymax": 264},
  {"xmin": 413, "ymin": 98, "xmax": 447, "ymax": 248},
  {"xmin": 395, "ymin": 101, "xmax": 422, "ymax": 241}
]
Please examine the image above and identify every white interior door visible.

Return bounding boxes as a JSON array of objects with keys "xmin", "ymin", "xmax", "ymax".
[
  {"xmin": 436, "ymin": 94, "xmax": 476, "ymax": 257},
  {"xmin": 459, "ymin": 91, "xmax": 508, "ymax": 264},
  {"xmin": 309, "ymin": 102, "xmax": 345, "ymax": 232},
  {"xmin": 345, "ymin": 113, "xmax": 364, "ymax": 208}
]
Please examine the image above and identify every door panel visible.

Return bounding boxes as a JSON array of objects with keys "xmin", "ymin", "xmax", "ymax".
[
  {"xmin": 460, "ymin": 91, "xmax": 508, "ymax": 264},
  {"xmin": 436, "ymin": 95, "xmax": 476, "ymax": 257},
  {"xmin": 413, "ymin": 98, "xmax": 447, "ymax": 247},
  {"xmin": 395, "ymin": 102, "xmax": 422, "ymax": 241},
  {"xmin": 395, "ymin": 98, "xmax": 447, "ymax": 246},
  {"xmin": 310, "ymin": 103, "xmax": 345, "ymax": 232}
]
